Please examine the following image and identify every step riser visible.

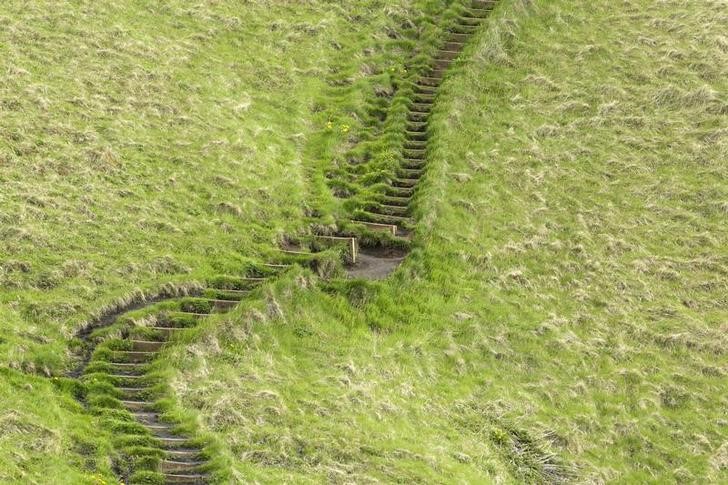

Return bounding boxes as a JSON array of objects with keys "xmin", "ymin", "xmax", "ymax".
[
  {"xmin": 442, "ymin": 43, "xmax": 464, "ymax": 54},
  {"xmin": 364, "ymin": 213, "xmax": 409, "ymax": 224},
  {"xmin": 393, "ymin": 179, "xmax": 419, "ymax": 188},
  {"xmin": 386, "ymin": 187, "xmax": 415, "ymax": 198},
  {"xmin": 418, "ymin": 77, "xmax": 441, "ymax": 87},
  {"xmin": 119, "ymin": 388, "xmax": 152, "ymax": 400},
  {"xmin": 163, "ymin": 475, "xmax": 209, "ymax": 485},
  {"xmin": 352, "ymin": 221, "xmax": 398, "ymax": 236},
  {"xmin": 131, "ymin": 341, "xmax": 164, "ymax": 352},
  {"xmin": 378, "ymin": 206, "xmax": 409, "ymax": 216},
  {"xmin": 402, "ymin": 158, "xmax": 427, "ymax": 170},
  {"xmin": 432, "ymin": 59, "xmax": 451, "ymax": 70},
  {"xmin": 111, "ymin": 352, "xmax": 156, "ymax": 364},
  {"xmin": 166, "ymin": 450, "xmax": 203, "ymax": 462},
  {"xmin": 380, "ymin": 196, "xmax": 410, "ymax": 207},
  {"xmin": 158, "ymin": 438, "xmax": 192, "ymax": 450},
  {"xmin": 414, "ymin": 84, "xmax": 436, "ymax": 94},
  {"xmin": 406, "ymin": 124, "xmax": 427, "ymax": 133},
  {"xmin": 399, "ymin": 169, "xmax": 424, "ymax": 179},
  {"xmin": 404, "ymin": 150, "xmax": 426, "ymax": 159},
  {"xmin": 122, "ymin": 401, "xmax": 149, "ymax": 412},
  {"xmin": 406, "ymin": 131, "xmax": 428, "ymax": 141},
  {"xmin": 458, "ymin": 17, "xmax": 483, "ymax": 27},
  {"xmin": 412, "ymin": 95, "xmax": 435, "ymax": 104},
  {"xmin": 161, "ymin": 461, "xmax": 206, "ymax": 474},
  {"xmin": 407, "ymin": 113, "xmax": 428, "ymax": 123}
]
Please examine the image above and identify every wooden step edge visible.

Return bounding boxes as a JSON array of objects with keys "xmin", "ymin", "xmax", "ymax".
[{"xmin": 351, "ymin": 220, "xmax": 398, "ymax": 237}]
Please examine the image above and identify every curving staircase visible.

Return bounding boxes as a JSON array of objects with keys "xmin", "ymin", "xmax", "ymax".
[{"xmin": 81, "ymin": 278, "xmax": 268, "ymax": 484}]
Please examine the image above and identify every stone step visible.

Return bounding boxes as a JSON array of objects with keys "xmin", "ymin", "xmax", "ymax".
[
  {"xmin": 443, "ymin": 42, "xmax": 464, "ymax": 52},
  {"xmin": 375, "ymin": 204, "xmax": 409, "ymax": 216},
  {"xmin": 410, "ymin": 102, "xmax": 432, "ymax": 113},
  {"xmin": 458, "ymin": 16, "xmax": 484, "ymax": 26},
  {"xmin": 405, "ymin": 121, "xmax": 428, "ymax": 132},
  {"xmin": 121, "ymin": 400, "xmax": 150, "ymax": 412},
  {"xmin": 149, "ymin": 326, "xmax": 184, "ymax": 337},
  {"xmin": 392, "ymin": 178, "xmax": 419, "ymax": 188},
  {"xmin": 469, "ymin": 3, "xmax": 495, "ymax": 14},
  {"xmin": 380, "ymin": 195, "xmax": 411, "ymax": 207},
  {"xmin": 263, "ymin": 263, "xmax": 290, "ymax": 270},
  {"xmin": 418, "ymin": 76, "xmax": 441, "ymax": 87},
  {"xmin": 405, "ymin": 131, "xmax": 427, "ymax": 142},
  {"xmin": 108, "ymin": 362, "xmax": 148, "ymax": 376},
  {"xmin": 351, "ymin": 220, "xmax": 398, "ymax": 236},
  {"xmin": 130, "ymin": 340, "xmax": 164, "ymax": 352},
  {"xmin": 209, "ymin": 299, "xmax": 238, "ymax": 312},
  {"xmin": 449, "ymin": 33, "xmax": 469, "ymax": 44},
  {"xmin": 161, "ymin": 460, "xmax": 206, "ymax": 474},
  {"xmin": 407, "ymin": 112, "xmax": 429, "ymax": 123},
  {"xmin": 163, "ymin": 473, "xmax": 209, "ymax": 485},
  {"xmin": 108, "ymin": 373, "xmax": 147, "ymax": 385},
  {"xmin": 467, "ymin": 11, "xmax": 491, "ymax": 20},
  {"xmin": 166, "ymin": 449, "xmax": 204, "ymax": 462},
  {"xmin": 398, "ymin": 168, "xmax": 424, "ymax": 178},
  {"xmin": 413, "ymin": 84, "xmax": 437, "ymax": 95},
  {"xmin": 132, "ymin": 412, "xmax": 159, "ymax": 425},
  {"xmin": 202, "ymin": 288, "xmax": 251, "ymax": 301},
  {"xmin": 145, "ymin": 424, "xmax": 177, "ymax": 437},
  {"xmin": 404, "ymin": 140, "xmax": 427, "ymax": 149},
  {"xmin": 402, "ymin": 158, "xmax": 427, "ymax": 169},
  {"xmin": 403, "ymin": 149, "xmax": 426, "ymax": 159},
  {"xmin": 178, "ymin": 299, "xmax": 235, "ymax": 314},
  {"xmin": 361, "ymin": 211, "xmax": 410, "ymax": 224},
  {"xmin": 156, "ymin": 312, "xmax": 207, "ymax": 328},
  {"xmin": 157, "ymin": 436, "xmax": 193, "ymax": 449},
  {"xmin": 118, "ymin": 387, "xmax": 152, "ymax": 400},
  {"xmin": 412, "ymin": 93, "xmax": 435, "ymax": 104},
  {"xmin": 451, "ymin": 24, "xmax": 478, "ymax": 34},
  {"xmin": 385, "ymin": 186, "xmax": 415, "ymax": 197},
  {"xmin": 437, "ymin": 49, "xmax": 461, "ymax": 61},
  {"xmin": 208, "ymin": 276, "xmax": 267, "ymax": 291},
  {"xmin": 111, "ymin": 351, "xmax": 157, "ymax": 363},
  {"xmin": 432, "ymin": 58, "xmax": 452, "ymax": 70}
]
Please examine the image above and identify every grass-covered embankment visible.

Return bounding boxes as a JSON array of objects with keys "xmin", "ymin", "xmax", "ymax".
[
  {"xmin": 173, "ymin": 0, "xmax": 727, "ymax": 482},
  {"xmin": 0, "ymin": 0, "xmax": 454, "ymax": 481}
]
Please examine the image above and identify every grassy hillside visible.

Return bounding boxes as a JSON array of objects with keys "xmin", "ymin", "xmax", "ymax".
[
  {"xmin": 174, "ymin": 0, "xmax": 727, "ymax": 483},
  {"xmin": 0, "ymin": 0, "xmax": 453, "ymax": 481},
  {"xmin": 1, "ymin": 0, "xmax": 726, "ymax": 483}
]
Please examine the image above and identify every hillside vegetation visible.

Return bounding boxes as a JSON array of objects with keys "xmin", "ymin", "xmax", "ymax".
[
  {"xmin": 1, "ymin": 0, "xmax": 726, "ymax": 483},
  {"xmin": 0, "ymin": 0, "xmax": 449, "ymax": 481},
  {"xmin": 174, "ymin": 0, "xmax": 727, "ymax": 482}
]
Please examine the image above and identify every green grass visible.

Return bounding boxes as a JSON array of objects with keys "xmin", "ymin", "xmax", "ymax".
[
  {"xmin": 0, "ymin": 0, "xmax": 454, "ymax": 481},
  {"xmin": 2, "ymin": 0, "xmax": 727, "ymax": 482},
  {"xmin": 174, "ymin": 0, "xmax": 727, "ymax": 482}
]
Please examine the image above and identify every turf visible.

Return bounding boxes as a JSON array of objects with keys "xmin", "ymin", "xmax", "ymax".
[
  {"xmin": 0, "ymin": 0, "xmax": 452, "ymax": 481},
  {"xmin": 175, "ymin": 0, "xmax": 727, "ymax": 482},
  {"xmin": 1, "ymin": 0, "xmax": 726, "ymax": 482}
]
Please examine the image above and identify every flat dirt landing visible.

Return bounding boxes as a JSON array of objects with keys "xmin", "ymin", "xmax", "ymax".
[{"xmin": 346, "ymin": 247, "xmax": 407, "ymax": 280}]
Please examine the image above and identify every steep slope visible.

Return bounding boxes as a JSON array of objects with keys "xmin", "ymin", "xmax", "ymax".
[
  {"xmin": 173, "ymin": 0, "xmax": 727, "ymax": 483},
  {"xmin": 0, "ymin": 0, "xmax": 463, "ymax": 482}
]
